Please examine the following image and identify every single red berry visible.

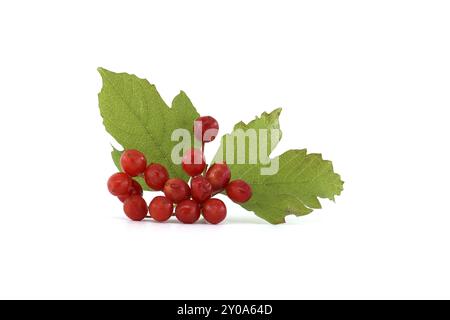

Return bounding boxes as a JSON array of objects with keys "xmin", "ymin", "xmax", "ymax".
[
  {"xmin": 123, "ymin": 195, "xmax": 148, "ymax": 221},
  {"xmin": 175, "ymin": 199, "xmax": 201, "ymax": 224},
  {"xmin": 149, "ymin": 196, "xmax": 174, "ymax": 222},
  {"xmin": 163, "ymin": 178, "xmax": 191, "ymax": 203},
  {"xmin": 190, "ymin": 176, "xmax": 212, "ymax": 203},
  {"xmin": 120, "ymin": 150, "xmax": 147, "ymax": 177},
  {"xmin": 118, "ymin": 180, "xmax": 143, "ymax": 202},
  {"xmin": 194, "ymin": 116, "xmax": 219, "ymax": 143},
  {"xmin": 107, "ymin": 172, "xmax": 132, "ymax": 196},
  {"xmin": 144, "ymin": 163, "xmax": 169, "ymax": 191},
  {"xmin": 182, "ymin": 148, "xmax": 206, "ymax": 177},
  {"xmin": 226, "ymin": 180, "xmax": 252, "ymax": 203},
  {"xmin": 202, "ymin": 198, "xmax": 227, "ymax": 224},
  {"xmin": 206, "ymin": 163, "xmax": 231, "ymax": 192}
]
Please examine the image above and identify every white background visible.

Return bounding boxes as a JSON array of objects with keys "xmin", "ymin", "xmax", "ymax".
[{"xmin": 0, "ymin": 0, "xmax": 449, "ymax": 300}]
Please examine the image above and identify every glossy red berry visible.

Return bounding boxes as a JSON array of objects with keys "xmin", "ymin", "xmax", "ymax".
[
  {"xmin": 144, "ymin": 163, "xmax": 169, "ymax": 191},
  {"xmin": 226, "ymin": 180, "xmax": 252, "ymax": 203},
  {"xmin": 123, "ymin": 195, "xmax": 148, "ymax": 221},
  {"xmin": 194, "ymin": 116, "xmax": 219, "ymax": 143},
  {"xmin": 202, "ymin": 198, "xmax": 227, "ymax": 224},
  {"xmin": 118, "ymin": 180, "xmax": 143, "ymax": 202},
  {"xmin": 163, "ymin": 178, "xmax": 191, "ymax": 203},
  {"xmin": 149, "ymin": 196, "xmax": 174, "ymax": 222},
  {"xmin": 182, "ymin": 148, "xmax": 206, "ymax": 177},
  {"xmin": 120, "ymin": 150, "xmax": 147, "ymax": 177},
  {"xmin": 206, "ymin": 163, "xmax": 231, "ymax": 192},
  {"xmin": 190, "ymin": 176, "xmax": 212, "ymax": 203},
  {"xmin": 107, "ymin": 173, "xmax": 132, "ymax": 196},
  {"xmin": 175, "ymin": 199, "xmax": 201, "ymax": 224}
]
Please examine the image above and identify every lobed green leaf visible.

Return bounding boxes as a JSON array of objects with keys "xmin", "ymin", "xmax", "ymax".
[
  {"xmin": 212, "ymin": 109, "xmax": 344, "ymax": 224},
  {"xmin": 98, "ymin": 68, "xmax": 199, "ymax": 185}
]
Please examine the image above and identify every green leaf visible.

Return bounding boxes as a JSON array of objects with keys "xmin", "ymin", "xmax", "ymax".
[
  {"xmin": 212, "ymin": 109, "xmax": 344, "ymax": 224},
  {"xmin": 98, "ymin": 68, "xmax": 199, "ymax": 183}
]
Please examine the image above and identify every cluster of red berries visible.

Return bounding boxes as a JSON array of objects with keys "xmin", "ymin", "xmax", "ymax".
[{"xmin": 106, "ymin": 116, "xmax": 252, "ymax": 224}]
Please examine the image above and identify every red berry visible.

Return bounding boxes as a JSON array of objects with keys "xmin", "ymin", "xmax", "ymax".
[
  {"xmin": 144, "ymin": 163, "xmax": 169, "ymax": 191},
  {"xmin": 190, "ymin": 176, "xmax": 212, "ymax": 203},
  {"xmin": 163, "ymin": 178, "xmax": 191, "ymax": 203},
  {"xmin": 206, "ymin": 163, "xmax": 231, "ymax": 192},
  {"xmin": 182, "ymin": 148, "xmax": 206, "ymax": 177},
  {"xmin": 120, "ymin": 150, "xmax": 147, "ymax": 177},
  {"xmin": 107, "ymin": 173, "xmax": 132, "ymax": 196},
  {"xmin": 123, "ymin": 195, "xmax": 148, "ymax": 221},
  {"xmin": 149, "ymin": 196, "xmax": 174, "ymax": 222},
  {"xmin": 202, "ymin": 198, "xmax": 227, "ymax": 224},
  {"xmin": 194, "ymin": 116, "xmax": 219, "ymax": 143},
  {"xmin": 118, "ymin": 180, "xmax": 143, "ymax": 202},
  {"xmin": 175, "ymin": 199, "xmax": 201, "ymax": 224},
  {"xmin": 226, "ymin": 180, "xmax": 252, "ymax": 203}
]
